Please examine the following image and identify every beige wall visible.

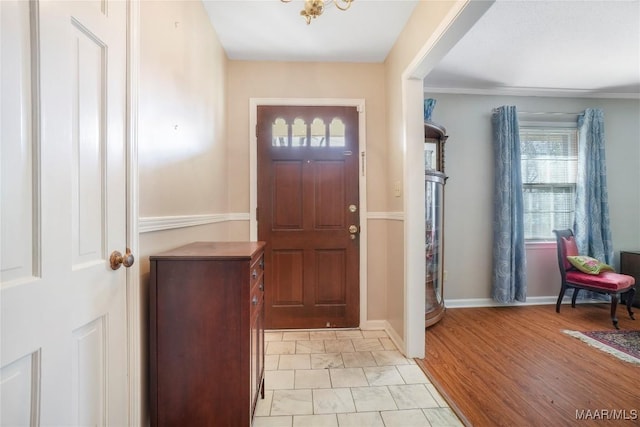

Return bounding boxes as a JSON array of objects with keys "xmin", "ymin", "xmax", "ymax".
[
  {"xmin": 137, "ymin": 1, "xmax": 229, "ymax": 423},
  {"xmin": 383, "ymin": 1, "xmax": 464, "ymax": 338},
  {"xmin": 138, "ymin": 0, "xmax": 230, "ymax": 292},
  {"xmin": 139, "ymin": 0, "xmax": 227, "ymax": 217},
  {"xmin": 429, "ymin": 93, "xmax": 640, "ymax": 301},
  {"xmin": 226, "ymin": 61, "xmax": 390, "ymax": 322},
  {"xmin": 138, "ymin": 0, "xmax": 229, "ymax": 262},
  {"xmin": 226, "ymin": 61, "xmax": 387, "ymax": 213}
]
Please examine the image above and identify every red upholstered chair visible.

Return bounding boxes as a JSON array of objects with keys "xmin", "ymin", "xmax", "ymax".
[{"xmin": 553, "ymin": 229, "xmax": 636, "ymax": 329}]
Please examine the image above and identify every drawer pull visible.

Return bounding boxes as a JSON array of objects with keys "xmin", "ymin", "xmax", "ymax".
[
  {"xmin": 259, "ymin": 258, "xmax": 264, "ymax": 269},
  {"xmin": 259, "ymin": 282, "xmax": 264, "ymax": 291},
  {"xmin": 252, "ymin": 295, "xmax": 258, "ymax": 305},
  {"xmin": 252, "ymin": 269, "xmax": 258, "ymax": 279}
]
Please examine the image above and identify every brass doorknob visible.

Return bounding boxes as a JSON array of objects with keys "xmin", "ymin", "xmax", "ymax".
[
  {"xmin": 110, "ymin": 248, "xmax": 135, "ymax": 270},
  {"xmin": 349, "ymin": 225, "xmax": 359, "ymax": 234}
]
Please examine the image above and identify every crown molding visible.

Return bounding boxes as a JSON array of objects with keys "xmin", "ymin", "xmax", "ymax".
[{"xmin": 424, "ymin": 86, "xmax": 640, "ymax": 100}]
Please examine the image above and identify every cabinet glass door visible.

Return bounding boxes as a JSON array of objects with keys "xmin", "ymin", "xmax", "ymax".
[{"xmin": 425, "ymin": 171, "xmax": 445, "ymax": 326}]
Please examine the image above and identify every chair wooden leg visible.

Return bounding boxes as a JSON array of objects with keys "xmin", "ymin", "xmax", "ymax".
[
  {"xmin": 571, "ymin": 288, "xmax": 580, "ymax": 308},
  {"xmin": 556, "ymin": 284, "xmax": 567, "ymax": 313},
  {"xmin": 625, "ymin": 288, "xmax": 636, "ymax": 320},
  {"xmin": 611, "ymin": 294, "xmax": 619, "ymax": 329}
]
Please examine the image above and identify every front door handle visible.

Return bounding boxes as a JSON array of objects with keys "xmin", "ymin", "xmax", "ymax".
[{"xmin": 348, "ymin": 225, "xmax": 359, "ymax": 239}]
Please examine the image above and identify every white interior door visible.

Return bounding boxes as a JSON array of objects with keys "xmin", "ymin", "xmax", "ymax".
[{"xmin": 1, "ymin": 0, "xmax": 129, "ymax": 425}]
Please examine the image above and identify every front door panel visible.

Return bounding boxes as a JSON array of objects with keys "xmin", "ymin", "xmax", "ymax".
[{"xmin": 257, "ymin": 105, "xmax": 359, "ymax": 329}]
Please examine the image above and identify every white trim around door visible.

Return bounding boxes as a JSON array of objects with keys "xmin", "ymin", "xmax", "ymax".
[{"xmin": 126, "ymin": 0, "xmax": 141, "ymax": 424}]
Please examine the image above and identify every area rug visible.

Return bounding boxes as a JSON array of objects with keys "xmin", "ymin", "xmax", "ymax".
[{"xmin": 562, "ymin": 329, "xmax": 640, "ymax": 365}]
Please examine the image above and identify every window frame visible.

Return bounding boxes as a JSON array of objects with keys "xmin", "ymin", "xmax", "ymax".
[{"xmin": 519, "ymin": 122, "xmax": 578, "ymax": 242}]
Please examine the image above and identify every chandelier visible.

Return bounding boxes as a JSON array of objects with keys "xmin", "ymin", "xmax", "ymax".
[{"xmin": 281, "ymin": 0, "xmax": 354, "ymax": 25}]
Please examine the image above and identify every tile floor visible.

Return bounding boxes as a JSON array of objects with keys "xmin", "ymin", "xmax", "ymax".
[{"xmin": 253, "ymin": 329, "xmax": 463, "ymax": 427}]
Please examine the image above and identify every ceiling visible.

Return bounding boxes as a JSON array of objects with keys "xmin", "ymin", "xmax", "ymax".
[
  {"xmin": 202, "ymin": 0, "xmax": 419, "ymax": 63},
  {"xmin": 203, "ymin": 0, "xmax": 640, "ymax": 97}
]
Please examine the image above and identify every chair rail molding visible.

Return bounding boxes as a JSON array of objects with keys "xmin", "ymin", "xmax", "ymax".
[
  {"xmin": 367, "ymin": 211, "xmax": 404, "ymax": 221},
  {"xmin": 139, "ymin": 213, "xmax": 250, "ymax": 233}
]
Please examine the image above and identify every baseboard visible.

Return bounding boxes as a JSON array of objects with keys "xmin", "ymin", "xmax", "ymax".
[
  {"xmin": 383, "ymin": 323, "xmax": 406, "ymax": 355},
  {"xmin": 359, "ymin": 320, "xmax": 387, "ymax": 330},
  {"xmin": 445, "ymin": 296, "xmax": 609, "ymax": 308},
  {"xmin": 360, "ymin": 320, "xmax": 406, "ymax": 355}
]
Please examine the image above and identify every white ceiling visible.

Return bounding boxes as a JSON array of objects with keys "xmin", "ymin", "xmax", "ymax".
[
  {"xmin": 202, "ymin": 0, "xmax": 419, "ymax": 63},
  {"xmin": 424, "ymin": 0, "xmax": 640, "ymax": 97},
  {"xmin": 203, "ymin": 0, "xmax": 640, "ymax": 97}
]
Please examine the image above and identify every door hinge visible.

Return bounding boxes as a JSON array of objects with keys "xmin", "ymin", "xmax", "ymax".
[{"xmin": 361, "ymin": 151, "xmax": 366, "ymax": 176}]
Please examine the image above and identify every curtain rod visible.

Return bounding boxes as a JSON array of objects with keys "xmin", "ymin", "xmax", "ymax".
[
  {"xmin": 518, "ymin": 111, "xmax": 581, "ymax": 116},
  {"xmin": 491, "ymin": 108, "xmax": 581, "ymax": 116}
]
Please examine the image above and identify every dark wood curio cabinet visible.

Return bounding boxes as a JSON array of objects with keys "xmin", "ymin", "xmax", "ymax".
[
  {"xmin": 149, "ymin": 241, "xmax": 265, "ymax": 426},
  {"xmin": 425, "ymin": 121, "xmax": 448, "ymax": 328}
]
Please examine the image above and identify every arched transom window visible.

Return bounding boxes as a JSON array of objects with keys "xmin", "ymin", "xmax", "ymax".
[{"xmin": 271, "ymin": 116, "xmax": 346, "ymax": 148}]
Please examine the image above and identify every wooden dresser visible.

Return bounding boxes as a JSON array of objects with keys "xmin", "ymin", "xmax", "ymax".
[{"xmin": 149, "ymin": 241, "xmax": 266, "ymax": 427}]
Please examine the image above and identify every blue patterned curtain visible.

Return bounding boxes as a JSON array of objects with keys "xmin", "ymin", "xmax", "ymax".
[
  {"xmin": 574, "ymin": 108, "xmax": 613, "ymax": 264},
  {"xmin": 491, "ymin": 106, "xmax": 527, "ymax": 303}
]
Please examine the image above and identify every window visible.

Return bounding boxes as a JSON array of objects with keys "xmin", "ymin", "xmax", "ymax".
[
  {"xmin": 520, "ymin": 127, "xmax": 578, "ymax": 241},
  {"xmin": 270, "ymin": 116, "xmax": 346, "ymax": 147}
]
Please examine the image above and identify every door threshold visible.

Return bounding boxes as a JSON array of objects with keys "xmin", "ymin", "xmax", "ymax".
[{"xmin": 265, "ymin": 327, "xmax": 361, "ymax": 332}]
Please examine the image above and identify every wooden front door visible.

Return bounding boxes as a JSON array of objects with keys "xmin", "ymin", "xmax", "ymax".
[
  {"xmin": 257, "ymin": 105, "xmax": 360, "ymax": 329},
  {"xmin": 1, "ymin": 1, "xmax": 129, "ymax": 424}
]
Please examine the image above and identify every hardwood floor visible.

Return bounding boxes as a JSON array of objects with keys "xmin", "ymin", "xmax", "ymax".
[{"xmin": 416, "ymin": 304, "xmax": 639, "ymax": 427}]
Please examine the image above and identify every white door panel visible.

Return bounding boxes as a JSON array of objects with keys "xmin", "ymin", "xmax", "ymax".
[
  {"xmin": 0, "ymin": 350, "xmax": 40, "ymax": 426},
  {"xmin": 1, "ymin": 0, "xmax": 129, "ymax": 425},
  {"xmin": 0, "ymin": 0, "xmax": 38, "ymax": 285},
  {"xmin": 71, "ymin": 317, "xmax": 107, "ymax": 427}
]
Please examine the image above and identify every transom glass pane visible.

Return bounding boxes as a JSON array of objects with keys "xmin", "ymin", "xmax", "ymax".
[
  {"xmin": 271, "ymin": 118, "xmax": 288, "ymax": 147},
  {"xmin": 310, "ymin": 118, "xmax": 326, "ymax": 147},
  {"xmin": 292, "ymin": 118, "xmax": 307, "ymax": 147},
  {"xmin": 329, "ymin": 118, "xmax": 346, "ymax": 147}
]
